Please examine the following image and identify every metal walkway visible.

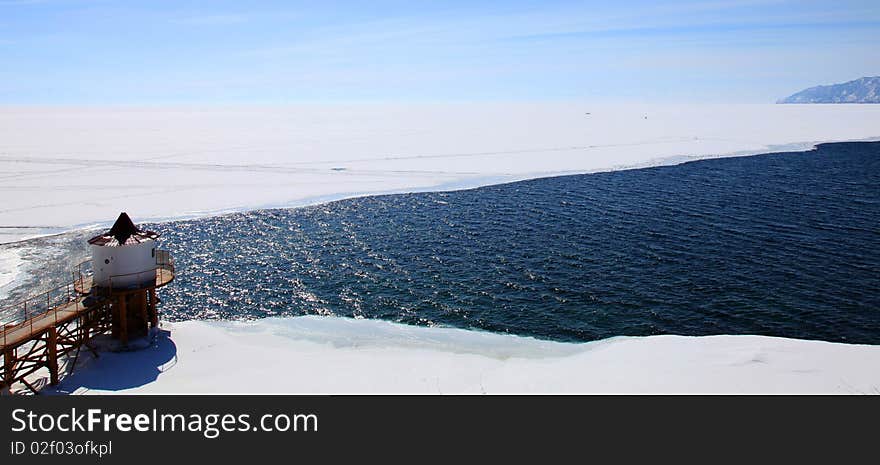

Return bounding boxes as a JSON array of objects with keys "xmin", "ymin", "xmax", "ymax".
[{"xmin": 0, "ymin": 251, "xmax": 174, "ymax": 394}]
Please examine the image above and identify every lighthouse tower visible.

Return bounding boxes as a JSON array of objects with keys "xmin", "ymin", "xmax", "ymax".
[
  {"xmin": 0, "ymin": 213, "xmax": 175, "ymax": 393},
  {"xmin": 86, "ymin": 213, "xmax": 173, "ymax": 344}
]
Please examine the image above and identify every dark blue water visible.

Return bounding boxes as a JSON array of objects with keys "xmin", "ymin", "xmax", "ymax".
[{"xmin": 145, "ymin": 142, "xmax": 879, "ymax": 343}]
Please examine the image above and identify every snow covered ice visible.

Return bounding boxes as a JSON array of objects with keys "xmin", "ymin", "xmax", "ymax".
[
  {"xmin": 3, "ymin": 102, "xmax": 880, "ymax": 394},
  {"xmin": 2, "ymin": 103, "xmax": 879, "ymax": 243}
]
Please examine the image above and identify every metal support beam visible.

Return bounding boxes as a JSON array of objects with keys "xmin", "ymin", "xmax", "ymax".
[
  {"xmin": 118, "ymin": 295, "xmax": 128, "ymax": 345},
  {"xmin": 140, "ymin": 291, "xmax": 149, "ymax": 335},
  {"xmin": 2, "ymin": 347, "xmax": 14, "ymax": 394},
  {"xmin": 47, "ymin": 328, "xmax": 59, "ymax": 386},
  {"xmin": 149, "ymin": 288, "xmax": 159, "ymax": 328}
]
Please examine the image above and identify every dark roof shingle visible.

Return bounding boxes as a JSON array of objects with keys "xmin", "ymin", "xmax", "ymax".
[{"xmin": 88, "ymin": 212, "xmax": 159, "ymax": 247}]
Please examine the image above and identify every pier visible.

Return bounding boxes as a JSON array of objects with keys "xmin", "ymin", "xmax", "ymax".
[{"xmin": 0, "ymin": 246, "xmax": 174, "ymax": 394}]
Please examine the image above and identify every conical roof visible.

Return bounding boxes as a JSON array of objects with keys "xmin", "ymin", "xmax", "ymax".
[{"xmin": 88, "ymin": 212, "xmax": 159, "ymax": 246}]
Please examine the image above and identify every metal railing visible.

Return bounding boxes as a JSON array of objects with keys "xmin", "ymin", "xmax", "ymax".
[
  {"xmin": 1, "ymin": 250, "xmax": 174, "ymax": 348},
  {"xmin": 72, "ymin": 259, "xmax": 92, "ymax": 294},
  {"xmin": 156, "ymin": 249, "xmax": 173, "ymax": 269},
  {"xmin": 102, "ymin": 250, "xmax": 174, "ymax": 294},
  {"xmin": 73, "ymin": 249, "xmax": 174, "ymax": 292},
  {"xmin": 0, "ymin": 281, "xmax": 84, "ymax": 348}
]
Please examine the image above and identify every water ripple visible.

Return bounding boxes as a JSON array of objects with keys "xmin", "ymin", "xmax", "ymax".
[
  {"xmin": 142, "ymin": 142, "xmax": 880, "ymax": 343},
  {"xmin": 4, "ymin": 142, "xmax": 879, "ymax": 344}
]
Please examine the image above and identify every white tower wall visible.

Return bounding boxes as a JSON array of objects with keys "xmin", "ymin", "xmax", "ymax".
[{"xmin": 91, "ymin": 239, "xmax": 157, "ymax": 289}]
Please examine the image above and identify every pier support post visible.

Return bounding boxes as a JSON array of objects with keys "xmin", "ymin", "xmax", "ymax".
[
  {"xmin": 2, "ymin": 348, "xmax": 14, "ymax": 394},
  {"xmin": 47, "ymin": 328, "xmax": 59, "ymax": 386},
  {"xmin": 140, "ymin": 291, "xmax": 148, "ymax": 334},
  {"xmin": 111, "ymin": 299, "xmax": 119, "ymax": 339},
  {"xmin": 118, "ymin": 295, "xmax": 128, "ymax": 345},
  {"xmin": 149, "ymin": 288, "xmax": 158, "ymax": 328}
]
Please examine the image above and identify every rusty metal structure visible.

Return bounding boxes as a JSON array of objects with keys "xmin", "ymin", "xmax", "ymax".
[{"xmin": 0, "ymin": 247, "xmax": 174, "ymax": 395}]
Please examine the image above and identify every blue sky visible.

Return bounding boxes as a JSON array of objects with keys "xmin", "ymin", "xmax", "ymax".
[{"xmin": 0, "ymin": 0, "xmax": 878, "ymax": 104}]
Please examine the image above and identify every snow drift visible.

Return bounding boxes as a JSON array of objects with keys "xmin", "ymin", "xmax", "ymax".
[{"xmin": 48, "ymin": 316, "xmax": 880, "ymax": 395}]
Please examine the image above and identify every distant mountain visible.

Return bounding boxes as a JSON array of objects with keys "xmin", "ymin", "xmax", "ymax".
[{"xmin": 778, "ymin": 76, "xmax": 880, "ymax": 104}]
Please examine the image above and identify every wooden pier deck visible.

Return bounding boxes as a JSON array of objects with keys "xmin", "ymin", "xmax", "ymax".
[
  {"xmin": 1, "ymin": 251, "xmax": 174, "ymax": 394},
  {"xmin": 1, "ymin": 296, "xmax": 93, "ymax": 351}
]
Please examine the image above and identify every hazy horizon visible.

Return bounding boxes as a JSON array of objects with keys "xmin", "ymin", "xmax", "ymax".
[{"xmin": 1, "ymin": 0, "xmax": 878, "ymax": 105}]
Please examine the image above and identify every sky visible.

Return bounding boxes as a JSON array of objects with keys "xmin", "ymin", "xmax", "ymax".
[{"xmin": 0, "ymin": 0, "xmax": 878, "ymax": 104}]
